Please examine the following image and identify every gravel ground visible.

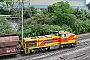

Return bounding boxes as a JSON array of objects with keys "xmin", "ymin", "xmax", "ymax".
[
  {"xmin": 77, "ymin": 33, "xmax": 90, "ymax": 40},
  {"xmin": 42, "ymin": 45, "xmax": 90, "ymax": 60}
]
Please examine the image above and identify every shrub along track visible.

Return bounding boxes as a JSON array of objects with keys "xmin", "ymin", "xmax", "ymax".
[{"xmin": 2, "ymin": 33, "xmax": 90, "ymax": 60}]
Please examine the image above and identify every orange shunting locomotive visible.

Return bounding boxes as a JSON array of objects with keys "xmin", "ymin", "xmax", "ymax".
[{"xmin": 21, "ymin": 31, "xmax": 78, "ymax": 54}]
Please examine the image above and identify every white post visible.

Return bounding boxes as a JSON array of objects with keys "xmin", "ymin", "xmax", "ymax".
[{"xmin": 22, "ymin": 0, "xmax": 23, "ymax": 43}]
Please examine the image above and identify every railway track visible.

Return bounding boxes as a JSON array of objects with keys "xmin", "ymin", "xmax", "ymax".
[
  {"xmin": 2, "ymin": 33, "xmax": 90, "ymax": 60},
  {"xmin": 77, "ymin": 33, "xmax": 90, "ymax": 40},
  {"xmin": 48, "ymin": 45, "xmax": 90, "ymax": 60}
]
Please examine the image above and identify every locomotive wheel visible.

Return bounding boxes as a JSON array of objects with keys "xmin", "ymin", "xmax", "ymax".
[
  {"xmin": 68, "ymin": 43, "xmax": 75, "ymax": 48},
  {"xmin": 11, "ymin": 54, "xmax": 17, "ymax": 57},
  {"xmin": 68, "ymin": 44, "xmax": 72, "ymax": 48},
  {"xmin": 31, "ymin": 49, "xmax": 39, "ymax": 53},
  {"xmin": 26, "ymin": 48, "xmax": 28, "ymax": 54},
  {"xmin": 60, "ymin": 45, "xmax": 64, "ymax": 49},
  {"xmin": 31, "ymin": 49, "xmax": 36, "ymax": 53},
  {"xmin": 35, "ymin": 49, "xmax": 39, "ymax": 53},
  {"xmin": 71, "ymin": 43, "xmax": 75, "ymax": 47},
  {"xmin": 42, "ymin": 48, "xmax": 46, "ymax": 52},
  {"xmin": 47, "ymin": 47, "xmax": 50, "ymax": 51}
]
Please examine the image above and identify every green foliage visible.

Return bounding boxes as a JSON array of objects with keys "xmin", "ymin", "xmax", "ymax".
[
  {"xmin": 61, "ymin": 24, "xmax": 72, "ymax": 33},
  {"xmin": 48, "ymin": 1, "xmax": 73, "ymax": 25},
  {"xmin": 48, "ymin": 1, "xmax": 73, "ymax": 14},
  {"xmin": 86, "ymin": 11, "xmax": 90, "ymax": 19},
  {"xmin": 87, "ymin": 2, "xmax": 90, "ymax": 10},
  {"xmin": 16, "ymin": 25, "xmax": 32, "ymax": 39},
  {"xmin": 72, "ymin": 8, "xmax": 90, "ymax": 33},
  {"xmin": 16, "ymin": 1, "xmax": 90, "ymax": 38},
  {"xmin": 0, "ymin": 1, "xmax": 11, "ymax": 15},
  {"xmin": 40, "ymin": 24, "xmax": 62, "ymax": 35},
  {"xmin": 11, "ymin": 6, "xmax": 37, "ymax": 18},
  {"xmin": 17, "ymin": 24, "xmax": 62, "ymax": 39},
  {"xmin": 0, "ymin": 16, "xmax": 13, "ymax": 35},
  {"xmin": 73, "ymin": 8, "xmax": 87, "ymax": 21},
  {"xmin": 11, "ymin": 9, "xmax": 20, "ymax": 17},
  {"xmin": 4, "ymin": 0, "xmax": 12, "ymax": 2},
  {"xmin": 24, "ymin": 13, "xmax": 56, "ymax": 25},
  {"xmin": 24, "ymin": 6, "xmax": 37, "ymax": 18},
  {"xmin": 66, "ymin": 14, "xmax": 77, "ymax": 26},
  {"xmin": 0, "ymin": 0, "xmax": 12, "ymax": 3},
  {"xmin": 24, "ymin": 14, "xmax": 47, "ymax": 25},
  {"xmin": 0, "ymin": 0, "xmax": 3, "ymax": 2},
  {"xmin": 41, "ymin": 10, "xmax": 49, "ymax": 15},
  {"xmin": 84, "ymin": 20, "xmax": 90, "ymax": 32},
  {"xmin": 71, "ymin": 20, "xmax": 90, "ymax": 34}
]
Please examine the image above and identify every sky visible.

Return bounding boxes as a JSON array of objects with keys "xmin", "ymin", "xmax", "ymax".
[{"xmin": 86, "ymin": 0, "xmax": 90, "ymax": 4}]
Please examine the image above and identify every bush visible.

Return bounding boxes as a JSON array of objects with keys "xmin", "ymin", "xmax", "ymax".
[
  {"xmin": 16, "ymin": 24, "xmax": 62, "ymax": 39},
  {"xmin": 72, "ymin": 20, "xmax": 90, "ymax": 34},
  {"xmin": 61, "ymin": 24, "xmax": 73, "ymax": 33},
  {"xmin": 0, "ymin": 16, "xmax": 13, "ymax": 35}
]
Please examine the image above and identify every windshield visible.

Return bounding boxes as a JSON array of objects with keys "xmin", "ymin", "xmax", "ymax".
[{"xmin": 61, "ymin": 34, "xmax": 68, "ymax": 38}]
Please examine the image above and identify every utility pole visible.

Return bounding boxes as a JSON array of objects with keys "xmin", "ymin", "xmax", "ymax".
[{"xmin": 22, "ymin": 0, "xmax": 23, "ymax": 43}]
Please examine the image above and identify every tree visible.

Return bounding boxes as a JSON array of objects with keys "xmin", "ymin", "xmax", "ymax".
[
  {"xmin": 86, "ymin": 11, "xmax": 90, "ymax": 19},
  {"xmin": 0, "ymin": 16, "xmax": 13, "ymax": 35},
  {"xmin": 48, "ymin": 1, "xmax": 73, "ymax": 25},
  {"xmin": 87, "ymin": 2, "xmax": 90, "ymax": 10},
  {"xmin": 24, "ymin": 13, "xmax": 56, "ymax": 25},
  {"xmin": 66, "ymin": 14, "xmax": 77, "ymax": 27},
  {"xmin": 11, "ymin": 6, "xmax": 37, "ymax": 18},
  {"xmin": 0, "ymin": 0, "xmax": 3, "ymax": 2},
  {"xmin": 61, "ymin": 24, "xmax": 72, "ymax": 33},
  {"xmin": 73, "ymin": 8, "xmax": 87, "ymax": 20},
  {"xmin": 11, "ymin": 9, "xmax": 21, "ymax": 17},
  {"xmin": 0, "ymin": 1, "xmax": 11, "ymax": 15},
  {"xmin": 24, "ymin": 6, "xmax": 37, "ymax": 18},
  {"xmin": 17, "ymin": 24, "xmax": 62, "ymax": 39}
]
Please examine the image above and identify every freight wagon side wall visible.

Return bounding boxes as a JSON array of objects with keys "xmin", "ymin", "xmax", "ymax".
[
  {"xmin": 0, "ymin": 34, "xmax": 19, "ymax": 56},
  {"xmin": 0, "ymin": 47, "xmax": 17, "ymax": 56},
  {"xmin": 0, "ymin": 34, "xmax": 19, "ymax": 47}
]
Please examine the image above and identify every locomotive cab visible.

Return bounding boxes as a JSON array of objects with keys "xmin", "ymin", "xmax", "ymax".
[
  {"xmin": 59, "ymin": 31, "xmax": 69, "ymax": 38},
  {"xmin": 54, "ymin": 31, "xmax": 69, "ymax": 37},
  {"xmin": 55, "ymin": 31, "xmax": 77, "ymax": 47}
]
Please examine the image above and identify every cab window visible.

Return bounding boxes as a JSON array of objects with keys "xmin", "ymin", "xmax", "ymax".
[
  {"xmin": 65, "ymin": 34, "xmax": 68, "ymax": 37},
  {"xmin": 62, "ymin": 34, "xmax": 65, "ymax": 37},
  {"xmin": 61, "ymin": 34, "xmax": 68, "ymax": 38}
]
